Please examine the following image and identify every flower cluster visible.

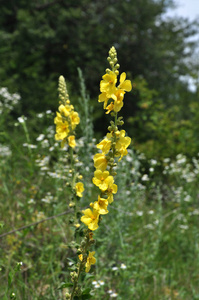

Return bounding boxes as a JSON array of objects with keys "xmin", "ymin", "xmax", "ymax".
[
  {"xmin": 54, "ymin": 76, "xmax": 80, "ymax": 148},
  {"xmin": 54, "ymin": 76, "xmax": 84, "ymax": 202},
  {"xmin": 98, "ymin": 46, "xmax": 132, "ymax": 114},
  {"xmin": 80, "ymin": 48, "xmax": 132, "ymax": 277}
]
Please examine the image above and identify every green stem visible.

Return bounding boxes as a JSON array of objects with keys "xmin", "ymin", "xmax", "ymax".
[
  {"xmin": 70, "ymin": 232, "xmax": 90, "ymax": 299},
  {"xmin": 70, "ymin": 261, "xmax": 83, "ymax": 300}
]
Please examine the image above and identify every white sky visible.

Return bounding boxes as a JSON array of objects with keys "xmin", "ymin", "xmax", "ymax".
[
  {"xmin": 166, "ymin": 1, "xmax": 199, "ymax": 91},
  {"xmin": 166, "ymin": 0, "xmax": 199, "ymax": 21}
]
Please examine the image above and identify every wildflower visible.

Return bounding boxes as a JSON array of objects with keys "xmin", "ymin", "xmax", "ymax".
[
  {"xmin": 81, "ymin": 209, "xmax": 99, "ymax": 230},
  {"xmin": 93, "ymin": 196, "xmax": 109, "ymax": 215},
  {"xmin": 115, "ymin": 130, "xmax": 131, "ymax": 160},
  {"xmin": 120, "ymin": 263, "xmax": 127, "ymax": 269},
  {"xmin": 105, "ymin": 101, "xmax": 115, "ymax": 114},
  {"xmin": 100, "ymin": 71, "xmax": 117, "ymax": 99},
  {"xmin": 78, "ymin": 254, "xmax": 83, "ymax": 261},
  {"xmin": 36, "ymin": 134, "xmax": 45, "ymax": 141},
  {"xmin": 54, "ymin": 119, "xmax": 69, "ymax": 141},
  {"xmin": 70, "ymin": 111, "xmax": 80, "ymax": 129},
  {"xmin": 68, "ymin": 135, "xmax": 76, "ymax": 148},
  {"xmin": 98, "ymin": 92, "xmax": 109, "ymax": 109},
  {"xmin": 110, "ymin": 292, "xmax": 118, "ymax": 298},
  {"xmin": 106, "ymin": 180, "xmax": 118, "ymax": 203},
  {"xmin": 18, "ymin": 116, "xmax": 27, "ymax": 123},
  {"xmin": 136, "ymin": 211, "xmax": 143, "ymax": 216},
  {"xmin": 75, "ymin": 182, "xmax": 84, "ymax": 197},
  {"xmin": 112, "ymin": 89, "xmax": 125, "ymax": 113},
  {"xmin": 84, "ymin": 251, "xmax": 96, "ymax": 273},
  {"xmin": 118, "ymin": 72, "xmax": 132, "ymax": 92},
  {"xmin": 93, "ymin": 153, "xmax": 108, "ymax": 171},
  {"xmin": 58, "ymin": 104, "xmax": 70, "ymax": 117},
  {"xmin": 92, "ymin": 170, "xmax": 114, "ymax": 191},
  {"xmin": 97, "ymin": 137, "xmax": 111, "ymax": 154},
  {"xmin": 141, "ymin": 174, "xmax": 149, "ymax": 181}
]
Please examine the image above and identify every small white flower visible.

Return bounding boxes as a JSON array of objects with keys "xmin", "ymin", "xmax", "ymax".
[
  {"xmin": 37, "ymin": 113, "xmax": 44, "ymax": 118},
  {"xmin": 163, "ymin": 158, "xmax": 170, "ymax": 163},
  {"xmin": 92, "ymin": 281, "xmax": 98, "ymax": 285},
  {"xmin": 120, "ymin": 263, "xmax": 127, "ymax": 269},
  {"xmin": 107, "ymin": 290, "xmax": 113, "ymax": 294},
  {"xmin": 141, "ymin": 174, "xmax": 149, "ymax": 181},
  {"xmin": 29, "ymin": 144, "xmax": 37, "ymax": 149},
  {"xmin": 151, "ymin": 159, "xmax": 157, "ymax": 165},
  {"xmin": 112, "ymin": 266, "xmax": 118, "ymax": 271},
  {"xmin": 136, "ymin": 211, "xmax": 143, "ymax": 216},
  {"xmin": 28, "ymin": 199, "xmax": 35, "ymax": 204},
  {"xmin": 110, "ymin": 293, "xmax": 118, "ymax": 298},
  {"xmin": 36, "ymin": 134, "xmax": 45, "ymax": 141},
  {"xmin": 148, "ymin": 210, "xmax": 154, "ymax": 214},
  {"xmin": 46, "ymin": 110, "xmax": 52, "ymax": 114},
  {"xmin": 18, "ymin": 116, "xmax": 27, "ymax": 123},
  {"xmin": 144, "ymin": 224, "xmax": 154, "ymax": 229},
  {"xmin": 149, "ymin": 167, "xmax": 154, "ymax": 172},
  {"xmin": 184, "ymin": 195, "xmax": 191, "ymax": 202},
  {"xmin": 94, "ymin": 283, "xmax": 100, "ymax": 288},
  {"xmin": 99, "ymin": 280, "xmax": 105, "ymax": 285},
  {"xmin": 179, "ymin": 225, "xmax": 188, "ymax": 230}
]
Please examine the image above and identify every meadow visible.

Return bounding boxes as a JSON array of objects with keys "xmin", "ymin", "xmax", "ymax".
[{"xmin": 0, "ymin": 61, "xmax": 199, "ymax": 300}]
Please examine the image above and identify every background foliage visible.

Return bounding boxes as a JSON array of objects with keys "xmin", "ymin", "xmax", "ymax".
[{"xmin": 0, "ymin": 0, "xmax": 199, "ymax": 158}]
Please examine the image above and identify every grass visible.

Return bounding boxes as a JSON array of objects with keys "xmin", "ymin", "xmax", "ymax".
[{"xmin": 0, "ymin": 93, "xmax": 199, "ymax": 299}]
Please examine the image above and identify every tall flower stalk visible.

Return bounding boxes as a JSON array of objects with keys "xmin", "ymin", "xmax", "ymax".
[
  {"xmin": 54, "ymin": 75, "xmax": 84, "ymax": 227},
  {"xmin": 55, "ymin": 47, "xmax": 132, "ymax": 299}
]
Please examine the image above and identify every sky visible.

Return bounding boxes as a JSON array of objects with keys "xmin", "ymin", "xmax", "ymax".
[
  {"xmin": 166, "ymin": 0, "xmax": 199, "ymax": 21},
  {"xmin": 165, "ymin": 0, "xmax": 199, "ymax": 91}
]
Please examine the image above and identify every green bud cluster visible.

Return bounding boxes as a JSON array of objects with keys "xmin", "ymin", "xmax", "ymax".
[
  {"xmin": 107, "ymin": 46, "xmax": 120, "ymax": 73},
  {"xmin": 58, "ymin": 75, "xmax": 70, "ymax": 104}
]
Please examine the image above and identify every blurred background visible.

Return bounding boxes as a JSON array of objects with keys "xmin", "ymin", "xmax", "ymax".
[{"xmin": 0, "ymin": 0, "xmax": 199, "ymax": 159}]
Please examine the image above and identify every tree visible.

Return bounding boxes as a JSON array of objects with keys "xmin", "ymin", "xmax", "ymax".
[{"xmin": 0, "ymin": 0, "xmax": 198, "ymax": 127}]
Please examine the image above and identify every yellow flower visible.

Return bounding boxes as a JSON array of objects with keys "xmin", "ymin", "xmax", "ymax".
[
  {"xmin": 75, "ymin": 182, "xmax": 84, "ymax": 197},
  {"xmin": 98, "ymin": 92, "xmax": 109, "ymax": 109},
  {"xmin": 106, "ymin": 181, "xmax": 118, "ymax": 204},
  {"xmin": 68, "ymin": 135, "xmax": 76, "ymax": 148},
  {"xmin": 79, "ymin": 254, "xmax": 83, "ymax": 261},
  {"xmin": 58, "ymin": 104, "xmax": 71, "ymax": 117},
  {"xmin": 113, "ymin": 89, "xmax": 125, "ymax": 112},
  {"xmin": 93, "ymin": 196, "xmax": 109, "ymax": 214},
  {"xmin": 75, "ymin": 223, "xmax": 81, "ymax": 228},
  {"xmin": 81, "ymin": 208, "xmax": 99, "ymax": 230},
  {"xmin": 85, "ymin": 251, "xmax": 96, "ymax": 273},
  {"xmin": 93, "ymin": 153, "xmax": 108, "ymax": 171},
  {"xmin": 92, "ymin": 170, "xmax": 114, "ymax": 191},
  {"xmin": 97, "ymin": 138, "xmax": 111, "ymax": 154},
  {"xmin": 55, "ymin": 120, "xmax": 69, "ymax": 140},
  {"xmin": 118, "ymin": 72, "xmax": 132, "ymax": 92},
  {"xmin": 115, "ymin": 130, "xmax": 131, "ymax": 161},
  {"xmin": 100, "ymin": 71, "xmax": 117, "ymax": 100},
  {"xmin": 105, "ymin": 101, "xmax": 114, "ymax": 114},
  {"xmin": 70, "ymin": 111, "xmax": 80, "ymax": 129}
]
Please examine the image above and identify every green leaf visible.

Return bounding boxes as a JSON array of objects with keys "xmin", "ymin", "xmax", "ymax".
[
  {"xmin": 82, "ymin": 288, "xmax": 91, "ymax": 294},
  {"xmin": 57, "ymin": 282, "xmax": 73, "ymax": 290},
  {"xmin": 82, "ymin": 293, "xmax": 92, "ymax": 299}
]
